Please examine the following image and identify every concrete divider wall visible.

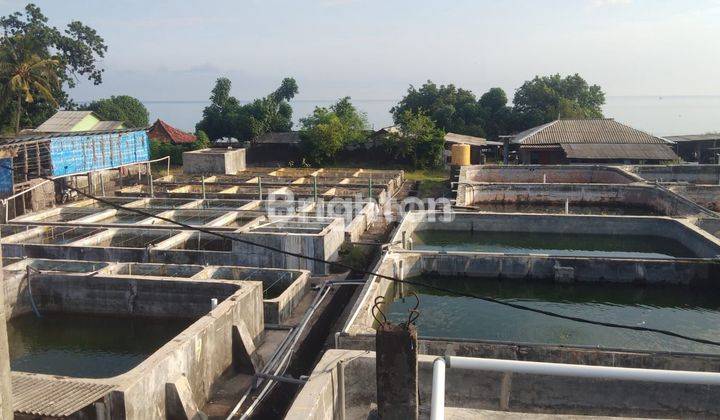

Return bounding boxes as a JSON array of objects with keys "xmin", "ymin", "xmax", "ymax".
[
  {"xmin": 391, "ymin": 212, "xmax": 720, "ymax": 258},
  {"xmin": 107, "ymin": 279, "xmax": 263, "ymax": 419},
  {"xmin": 628, "ymin": 164, "xmax": 720, "ymax": 184},
  {"xmin": 29, "ymin": 275, "xmax": 241, "ymax": 319},
  {"xmin": 6, "ymin": 272, "xmax": 264, "ymax": 419},
  {"xmin": 669, "ymin": 184, "xmax": 720, "ymax": 210},
  {"xmin": 461, "ymin": 165, "xmax": 641, "ymax": 184},
  {"xmin": 458, "ymin": 183, "xmax": 713, "ymax": 216},
  {"xmin": 287, "ymin": 350, "xmax": 720, "ymax": 419}
]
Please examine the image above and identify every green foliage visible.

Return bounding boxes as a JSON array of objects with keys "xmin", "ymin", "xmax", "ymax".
[
  {"xmin": 150, "ymin": 139, "xmax": 184, "ymax": 165},
  {"xmin": 392, "ymin": 81, "xmax": 486, "ymax": 137},
  {"xmin": 338, "ymin": 243, "xmax": 373, "ymax": 273},
  {"xmin": 81, "ymin": 95, "xmax": 149, "ymax": 128},
  {"xmin": 512, "ymin": 73, "xmax": 605, "ymax": 130},
  {"xmin": 391, "ymin": 75, "xmax": 605, "ymax": 140},
  {"xmin": 193, "ymin": 130, "xmax": 210, "ymax": 150},
  {"xmin": 195, "ymin": 77, "xmax": 298, "ymax": 141},
  {"xmin": 0, "ymin": 3, "xmax": 107, "ymax": 132},
  {"xmin": 387, "ymin": 111, "xmax": 445, "ymax": 169},
  {"xmin": 0, "ymin": 38, "xmax": 60, "ymax": 133},
  {"xmin": 299, "ymin": 97, "xmax": 369, "ymax": 165}
]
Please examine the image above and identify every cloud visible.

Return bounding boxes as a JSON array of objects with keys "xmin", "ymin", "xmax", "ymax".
[
  {"xmin": 320, "ymin": 0, "xmax": 361, "ymax": 7},
  {"xmin": 592, "ymin": 0, "xmax": 631, "ymax": 6}
]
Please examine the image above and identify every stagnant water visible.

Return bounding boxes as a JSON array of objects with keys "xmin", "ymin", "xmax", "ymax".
[
  {"xmin": 8, "ymin": 313, "xmax": 195, "ymax": 378},
  {"xmin": 469, "ymin": 203, "xmax": 660, "ymax": 216},
  {"xmin": 411, "ymin": 230, "xmax": 695, "ymax": 259},
  {"xmin": 387, "ymin": 276, "xmax": 720, "ymax": 354}
]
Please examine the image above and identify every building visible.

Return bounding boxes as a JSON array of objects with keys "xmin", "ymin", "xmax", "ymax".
[
  {"xmin": 34, "ymin": 110, "xmax": 124, "ymax": 133},
  {"xmin": 511, "ymin": 118, "xmax": 678, "ymax": 164},
  {"xmin": 0, "ymin": 128, "xmax": 150, "ymax": 219},
  {"xmin": 665, "ymin": 134, "xmax": 720, "ymax": 163},
  {"xmin": 147, "ymin": 119, "xmax": 197, "ymax": 145},
  {"xmin": 444, "ymin": 132, "xmax": 503, "ymax": 164},
  {"xmin": 248, "ymin": 131, "xmax": 302, "ymax": 164}
]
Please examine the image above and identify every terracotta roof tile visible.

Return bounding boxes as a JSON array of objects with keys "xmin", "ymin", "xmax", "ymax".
[{"xmin": 149, "ymin": 119, "xmax": 196, "ymax": 144}]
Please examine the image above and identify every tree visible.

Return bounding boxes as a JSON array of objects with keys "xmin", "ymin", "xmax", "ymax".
[
  {"xmin": 81, "ymin": 95, "xmax": 149, "ymax": 128},
  {"xmin": 299, "ymin": 97, "xmax": 369, "ymax": 165},
  {"xmin": 479, "ymin": 87, "xmax": 512, "ymax": 140},
  {"xmin": 390, "ymin": 111, "xmax": 445, "ymax": 169},
  {"xmin": 512, "ymin": 73, "xmax": 605, "ymax": 130},
  {"xmin": 0, "ymin": 3, "xmax": 107, "ymax": 132},
  {"xmin": 196, "ymin": 77, "xmax": 298, "ymax": 141},
  {"xmin": 193, "ymin": 130, "xmax": 210, "ymax": 150},
  {"xmin": 392, "ymin": 81, "xmax": 486, "ymax": 137},
  {"xmin": 0, "ymin": 41, "xmax": 59, "ymax": 133}
]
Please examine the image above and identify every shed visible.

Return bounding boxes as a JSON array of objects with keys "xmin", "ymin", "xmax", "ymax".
[{"xmin": 511, "ymin": 118, "xmax": 678, "ymax": 164}]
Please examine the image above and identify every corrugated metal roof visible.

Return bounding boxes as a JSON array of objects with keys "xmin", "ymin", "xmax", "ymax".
[
  {"xmin": 91, "ymin": 121, "xmax": 124, "ymax": 131},
  {"xmin": 12, "ymin": 373, "xmax": 115, "ymax": 417},
  {"xmin": 665, "ymin": 134, "xmax": 720, "ymax": 143},
  {"xmin": 561, "ymin": 143, "xmax": 678, "ymax": 160},
  {"xmin": 444, "ymin": 132, "xmax": 487, "ymax": 147},
  {"xmin": 35, "ymin": 111, "xmax": 96, "ymax": 133},
  {"xmin": 254, "ymin": 131, "xmax": 301, "ymax": 145},
  {"xmin": 513, "ymin": 119, "xmax": 669, "ymax": 145}
]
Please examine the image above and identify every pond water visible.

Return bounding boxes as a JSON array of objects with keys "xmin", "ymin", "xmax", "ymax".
[
  {"xmin": 387, "ymin": 275, "xmax": 720, "ymax": 354},
  {"xmin": 411, "ymin": 230, "xmax": 695, "ymax": 259},
  {"xmin": 8, "ymin": 313, "xmax": 194, "ymax": 378}
]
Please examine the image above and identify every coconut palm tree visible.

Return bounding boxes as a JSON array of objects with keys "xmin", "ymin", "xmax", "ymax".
[{"xmin": 0, "ymin": 40, "xmax": 60, "ymax": 134}]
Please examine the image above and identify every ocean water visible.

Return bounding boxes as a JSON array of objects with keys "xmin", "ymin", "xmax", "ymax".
[{"xmin": 142, "ymin": 96, "xmax": 720, "ymax": 136}]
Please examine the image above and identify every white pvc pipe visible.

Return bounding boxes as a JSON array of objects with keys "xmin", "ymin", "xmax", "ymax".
[
  {"xmin": 430, "ymin": 355, "xmax": 720, "ymax": 420},
  {"xmin": 446, "ymin": 356, "xmax": 720, "ymax": 385},
  {"xmin": 430, "ymin": 358, "xmax": 446, "ymax": 420}
]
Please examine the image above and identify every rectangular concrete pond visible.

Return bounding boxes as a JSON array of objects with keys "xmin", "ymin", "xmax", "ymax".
[
  {"xmin": 393, "ymin": 211, "xmax": 720, "ymax": 259},
  {"xmin": 411, "ymin": 230, "xmax": 695, "ymax": 258},
  {"xmin": 387, "ymin": 275, "xmax": 720, "ymax": 354},
  {"xmin": 2, "ymin": 265, "xmax": 265, "ymax": 419},
  {"xmin": 8, "ymin": 313, "xmax": 195, "ymax": 378}
]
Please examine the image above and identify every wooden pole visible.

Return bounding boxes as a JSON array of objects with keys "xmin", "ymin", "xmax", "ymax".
[{"xmin": 376, "ymin": 323, "xmax": 418, "ymax": 420}]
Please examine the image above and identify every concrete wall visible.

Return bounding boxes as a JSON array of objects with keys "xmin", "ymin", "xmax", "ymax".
[
  {"xmin": 391, "ymin": 212, "xmax": 720, "ymax": 259},
  {"xmin": 287, "ymin": 350, "xmax": 720, "ymax": 419},
  {"xmin": 5, "ymin": 270, "xmax": 264, "ymax": 419},
  {"xmin": 183, "ymin": 148, "xmax": 246, "ymax": 175},
  {"xmin": 669, "ymin": 184, "xmax": 720, "ymax": 211},
  {"xmin": 0, "ymin": 243, "xmax": 12, "ymax": 420},
  {"xmin": 457, "ymin": 182, "xmax": 714, "ymax": 216},
  {"xmin": 627, "ymin": 164, "xmax": 720, "ymax": 184},
  {"xmin": 460, "ymin": 165, "xmax": 641, "ymax": 184},
  {"xmin": 105, "ymin": 279, "xmax": 263, "ymax": 420}
]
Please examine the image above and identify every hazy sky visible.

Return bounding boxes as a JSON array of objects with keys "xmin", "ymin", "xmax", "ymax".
[{"xmin": 3, "ymin": 0, "xmax": 720, "ymax": 102}]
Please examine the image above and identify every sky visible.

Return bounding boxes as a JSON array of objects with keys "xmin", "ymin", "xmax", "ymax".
[{"xmin": 2, "ymin": 0, "xmax": 720, "ymax": 103}]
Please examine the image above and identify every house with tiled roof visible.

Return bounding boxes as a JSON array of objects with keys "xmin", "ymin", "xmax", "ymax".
[
  {"xmin": 148, "ymin": 119, "xmax": 196, "ymax": 145},
  {"xmin": 511, "ymin": 118, "xmax": 678, "ymax": 164}
]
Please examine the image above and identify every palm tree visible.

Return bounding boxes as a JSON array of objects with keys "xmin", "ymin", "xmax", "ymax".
[{"xmin": 0, "ymin": 40, "xmax": 60, "ymax": 134}]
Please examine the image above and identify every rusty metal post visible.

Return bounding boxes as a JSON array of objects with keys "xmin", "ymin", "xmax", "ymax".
[{"xmin": 376, "ymin": 323, "xmax": 419, "ymax": 420}]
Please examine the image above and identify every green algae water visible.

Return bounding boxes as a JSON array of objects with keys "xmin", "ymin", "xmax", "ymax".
[
  {"xmin": 7, "ymin": 313, "xmax": 194, "ymax": 378},
  {"xmin": 387, "ymin": 276, "xmax": 720, "ymax": 354},
  {"xmin": 411, "ymin": 230, "xmax": 695, "ymax": 259}
]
